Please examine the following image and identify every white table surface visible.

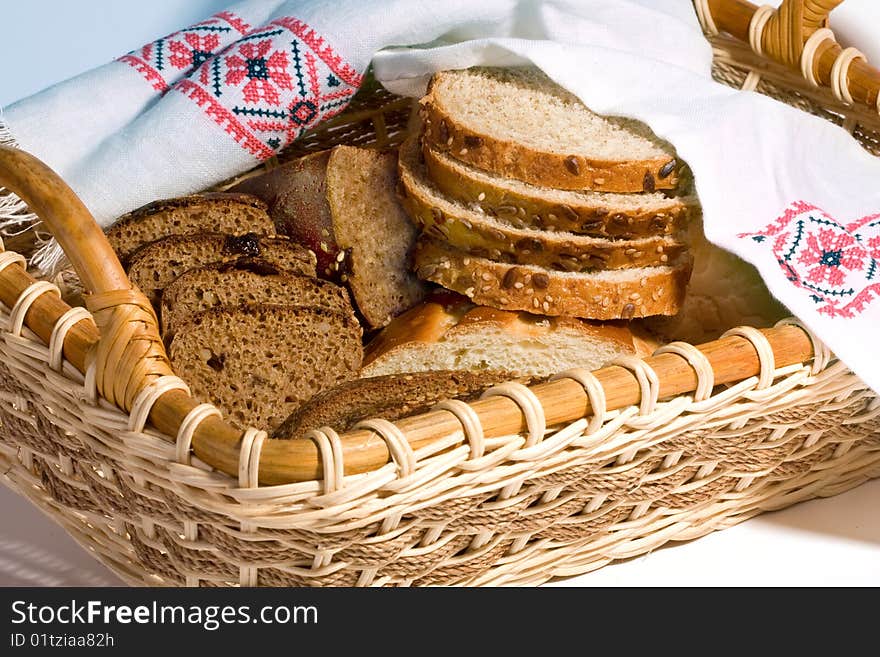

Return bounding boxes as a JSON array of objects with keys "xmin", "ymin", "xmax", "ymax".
[{"xmin": 1, "ymin": 1, "xmax": 878, "ymax": 588}]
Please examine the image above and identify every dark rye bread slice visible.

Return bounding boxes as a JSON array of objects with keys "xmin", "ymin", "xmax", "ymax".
[
  {"xmin": 413, "ymin": 237, "xmax": 692, "ymax": 320},
  {"xmin": 106, "ymin": 193, "xmax": 274, "ymax": 264},
  {"xmin": 273, "ymin": 370, "xmax": 528, "ymax": 440},
  {"xmin": 160, "ymin": 258, "xmax": 354, "ymax": 338},
  {"xmin": 421, "ymin": 66, "xmax": 680, "ymax": 193},
  {"xmin": 126, "ymin": 232, "xmax": 317, "ymax": 306},
  {"xmin": 422, "ymin": 144, "xmax": 694, "ymax": 239},
  {"xmin": 398, "ymin": 136, "xmax": 688, "ymax": 272},
  {"xmin": 169, "ymin": 303, "xmax": 363, "ymax": 432}
]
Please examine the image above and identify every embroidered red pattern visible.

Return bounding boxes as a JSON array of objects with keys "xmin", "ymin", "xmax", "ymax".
[
  {"xmin": 174, "ymin": 18, "xmax": 361, "ymax": 159},
  {"xmin": 118, "ymin": 10, "xmax": 251, "ymax": 93},
  {"xmin": 739, "ymin": 201, "xmax": 880, "ymax": 318}
]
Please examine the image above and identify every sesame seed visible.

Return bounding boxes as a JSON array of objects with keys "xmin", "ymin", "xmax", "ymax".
[
  {"xmin": 542, "ymin": 301, "xmax": 550, "ymax": 312},
  {"xmin": 660, "ymin": 255, "xmax": 669, "ymax": 263},
  {"xmin": 640, "ymin": 278, "xmax": 647, "ymax": 287},
  {"xmin": 463, "ymin": 258, "xmax": 471, "ymax": 265},
  {"xmin": 481, "ymin": 285, "xmax": 492, "ymax": 292},
  {"xmin": 533, "ymin": 298, "xmax": 540, "ymax": 308},
  {"xmin": 514, "ymin": 282, "xmax": 524, "ymax": 289},
  {"xmin": 481, "ymin": 272, "xmax": 492, "ymax": 281},
  {"xmin": 499, "ymin": 297, "xmax": 509, "ymax": 304},
  {"xmin": 656, "ymin": 246, "xmax": 664, "ymax": 253},
  {"xmin": 525, "ymin": 288, "xmax": 534, "ymax": 296},
  {"xmin": 602, "ymin": 297, "xmax": 611, "ymax": 307},
  {"xmin": 630, "ymin": 293, "xmax": 641, "ymax": 300},
  {"xmin": 625, "ymin": 248, "xmax": 637, "ymax": 255},
  {"xmin": 460, "ymin": 148, "xmax": 469, "ymax": 155},
  {"xmin": 336, "ymin": 251, "xmax": 346, "ymax": 262},
  {"xmin": 465, "ymin": 287, "xmax": 475, "ymax": 297},
  {"xmin": 477, "ymin": 192, "xmax": 486, "ymax": 201},
  {"xmin": 546, "ymin": 295, "xmax": 553, "ymax": 303}
]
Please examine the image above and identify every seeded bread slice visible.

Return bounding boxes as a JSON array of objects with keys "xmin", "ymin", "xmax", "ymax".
[
  {"xmin": 362, "ymin": 291, "xmax": 657, "ymax": 377},
  {"xmin": 106, "ymin": 193, "xmax": 274, "ymax": 264},
  {"xmin": 127, "ymin": 232, "xmax": 317, "ymax": 306},
  {"xmin": 421, "ymin": 66, "xmax": 679, "ymax": 193},
  {"xmin": 160, "ymin": 258, "xmax": 354, "ymax": 339},
  {"xmin": 273, "ymin": 369, "xmax": 527, "ymax": 440},
  {"xmin": 169, "ymin": 303, "xmax": 363, "ymax": 432},
  {"xmin": 399, "ymin": 137, "xmax": 687, "ymax": 272},
  {"xmin": 422, "ymin": 145, "xmax": 694, "ymax": 238},
  {"xmin": 414, "ymin": 238, "xmax": 692, "ymax": 319}
]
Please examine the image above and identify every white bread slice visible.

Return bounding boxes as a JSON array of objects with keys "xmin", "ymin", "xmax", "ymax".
[
  {"xmin": 422, "ymin": 144, "xmax": 694, "ymax": 238},
  {"xmin": 421, "ymin": 66, "xmax": 679, "ymax": 192},
  {"xmin": 362, "ymin": 291, "xmax": 658, "ymax": 378},
  {"xmin": 398, "ymin": 136, "xmax": 688, "ymax": 272},
  {"xmin": 414, "ymin": 237, "xmax": 692, "ymax": 320}
]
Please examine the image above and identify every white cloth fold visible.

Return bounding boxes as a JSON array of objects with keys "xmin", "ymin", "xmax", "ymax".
[{"xmin": 2, "ymin": 0, "xmax": 880, "ymax": 394}]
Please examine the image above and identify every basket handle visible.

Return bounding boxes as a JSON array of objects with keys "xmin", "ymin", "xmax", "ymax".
[
  {"xmin": 702, "ymin": 0, "xmax": 880, "ymax": 109},
  {"xmin": 0, "ymin": 146, "xmax": 173, "ymax": 412}
]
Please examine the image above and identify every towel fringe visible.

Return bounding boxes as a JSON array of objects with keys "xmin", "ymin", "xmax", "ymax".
[{"xmin": 0, "ymin": 115, "xmax": 66, "ymax": 275}]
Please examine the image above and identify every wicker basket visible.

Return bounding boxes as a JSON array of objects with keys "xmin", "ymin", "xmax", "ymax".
[{"xmin": 0, "ymin": 0, "xmax": 878, "ymax": 587}]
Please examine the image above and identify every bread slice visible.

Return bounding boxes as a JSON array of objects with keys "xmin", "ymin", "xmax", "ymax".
[
  {"xmin": 422, "ymin": 144, "xmax": 694, "ymax": 239},
  {"xmin": 398, "ymin": 136, "xmax": 687, "ymax": 272},
  {"xmin": 273, "ymin": 369, "xmax": 528, "ymax": 440},
  {"xmin": 421, "ymin": 66, "xmax": 679, "ymax": 192},
  {"xmin": 362, "ymin": 291, "xmax": 657, "ymax": 378},
  {"xmin": 325, "ymin": 146, "xmax": 426, "ymax": 328},
  {"xmin": 169, "ymin": 303, "xmax": 363, "ymax": 431},
  {"xmin": 160, "ymin": 258, "xmax": 354, "ymax": 339},
  {"xmin": 106, "ymin": 193, "xmax": 274, "ymax": 264},
  {"xmin": 127, "ymin": 232, "xmax": 317, "ymax": 306},
  {"xmin": 230, "ymin": 151, "xmax": 342, "ymax": 281},
  {"xmin": 413, "ymin": 237, "xmax": 691, "ymax": 320},
  {"xmin": 230, "ymin": 146, "xmax": 427, "ymax": 329}
]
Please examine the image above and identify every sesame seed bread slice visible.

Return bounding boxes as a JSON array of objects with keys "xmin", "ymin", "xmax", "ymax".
[
  {"xmin": 413, "ymin": 237, "xmax": 692, "ymax": 320},
  {"xmin": 160, "ymin": 258, "xmax": 354, "ymax": 339},
  {"xmin": 106, "ymin": 193, "xmax": 274, "ymax": 264},
  {"xmin": 273, "ymin": 369, "xmax": 528, "ymax": 440},
  {"xmin": 422, "ymin": 144, "xmax": 694, "ymax": 239},
  {"xmin": 169, "ymin": 303, "xmax": 363, "ymax": 432},
  {"xmin": 398, "ymin": 136, "xmax": 688, "ymax": 272},
  {"xmin": 421, "ymin": 66, "xmax": 680, "ymax": 193},
  {"xmin": 361, "ymin": 292, "xmax": 657, "ymax": 378},
  {"xmin": 127, "ymin": 232, "xmax": 317, "ymax": 306}
]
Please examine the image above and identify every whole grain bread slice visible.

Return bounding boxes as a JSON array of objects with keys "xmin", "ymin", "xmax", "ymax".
[
  {"xmin": 160, "ymin": 258, "xmax": 354, "ymax": 339},
  {"xmin": 169, "ymin": 303, "xmax": 363, "ymax": 432},
  {"xmin": 361, "ymin": 291, "xmax": 657, "ymax": 377},
  {"xmin": 413, "ymin": 237, "xmax": 692, "ymax": 319},
  {"xmin": 273, "ymin": 369, "xmax": 528, "ymax": 440},
  {"xmin": 422, "ymin": 144, "xmax": 694, "ymax": 238},
  {"xmin": 324, "ymin": 146, "xmax": 427, "ymax": 328},
  {"xmin": 398, "ymin": 136, "xmax": 688, "ymax": 272},
  {"xmin": 106, "ymin": 193, "xmax": 274, "ymax": 264},
  {"xmin": 126, "ymin": 232, "xmax": 317, "ymax": 306},
  {"xmin": 421, "ymin": 66, "xmax": 680, "ymax": 192}
]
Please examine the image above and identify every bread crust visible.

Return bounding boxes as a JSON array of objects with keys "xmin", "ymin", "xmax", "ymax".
[
  {"xmin": 398, "ymin": 137, "xmax": 688, "ymax": 272},
  {"xmin": 422, "ymin": 145, "xmax": 693, "ymax": 239},
  {"xmin": 413, "ymin": 238, "xmax": 691, "ymax": 320},
  {"xmin": 420, "ymin": 97, "xmax": 679, "ymax": 193}
]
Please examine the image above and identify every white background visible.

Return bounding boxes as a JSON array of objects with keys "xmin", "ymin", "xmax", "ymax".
[{"xmin": 0, "ymin": 1, "xmax": 878, "ymax": 587}]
